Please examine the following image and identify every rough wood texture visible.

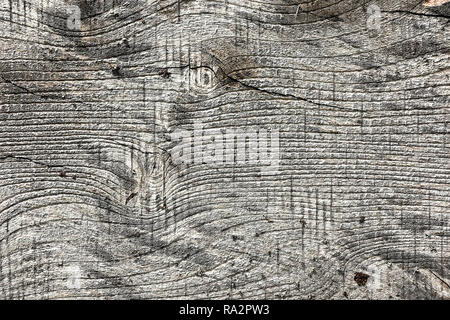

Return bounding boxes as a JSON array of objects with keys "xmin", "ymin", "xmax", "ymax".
[{"xmin": 0, "ymin": 0, "xmax": 449, "ymax": 299}]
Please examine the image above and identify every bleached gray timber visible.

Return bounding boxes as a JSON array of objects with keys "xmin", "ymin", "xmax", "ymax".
[{"xmin": 0, "ymin": 0, "xmax": 449, "ymax": 299}]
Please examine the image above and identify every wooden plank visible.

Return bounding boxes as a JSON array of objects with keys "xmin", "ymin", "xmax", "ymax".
[{"xmin": 0, "ymin": 0, "xmax": 448, "ymax": 299}]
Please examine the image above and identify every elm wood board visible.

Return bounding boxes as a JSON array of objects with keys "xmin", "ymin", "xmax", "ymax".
[{"xmin": 0, "ymin": 0, "xmax": 449, "ymax": 299}]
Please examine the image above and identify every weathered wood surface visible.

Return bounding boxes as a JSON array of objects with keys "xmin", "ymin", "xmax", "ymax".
[{"xmin": 0, "ymin": 0, "xmax": 448, "ymax": 299}]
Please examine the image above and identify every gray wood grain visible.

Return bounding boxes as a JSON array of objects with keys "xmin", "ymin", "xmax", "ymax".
[{"xmin": 0, "ymin": 0, "xmax": 448, "ymax": 299}]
